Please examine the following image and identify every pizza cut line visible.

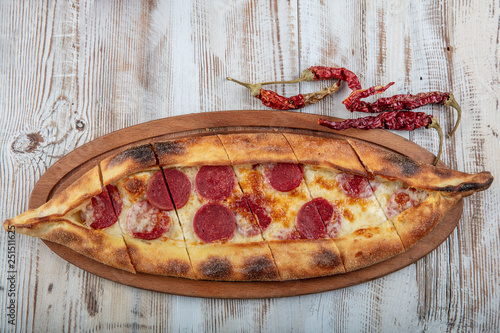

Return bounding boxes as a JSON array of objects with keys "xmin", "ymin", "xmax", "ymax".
[{"xmin": 3, "ymin": 133, "xmax": 493, "ymax": 281}]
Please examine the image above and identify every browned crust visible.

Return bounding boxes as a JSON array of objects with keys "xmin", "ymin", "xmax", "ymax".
[
  {"xmin": 347, "ymin": 138, "xmax": 494, "ymax": 195},
  {"xmin": 101, "ymin": 144, "xmax": 157, "ymax": 185},
  {"xmin": 283, "ymin": 133, "xmax": 369, "ymax": 177},
  {"xmin": 186, "ymin": 242, "xmax": 280, "ymax": 281},
  {"xmin": 125, "ymin": 237, "xmax": 195, "ymax": 279},
  {"xmin": 154, "ymin": 135, "xmax": 229, "ymax": 167},
  {"xmin": 7, "ymin": 216, "xmax": 135, "ymax": 273},
  {"xmin": 218, "ymin": 133, "xmax": 297, "ymax": 165},
  {"xmin": 333, "ymin": 221, "xmax": 405, "ymax": 272},
  {"xmin": 3, "ymin": 166, "xmax": 102, "ymax": 230},
  {"xmin": 392, "ymin": 192, "xmax": 460, "ymax": 249},
  {"xmin": 267, "ymin": 239, "xmax": 345, "ymax": 280}
]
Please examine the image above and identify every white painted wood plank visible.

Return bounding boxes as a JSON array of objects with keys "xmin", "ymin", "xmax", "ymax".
[{"xmin": 1, "ymin": 0, "xmax": 499, "ymax": 332}]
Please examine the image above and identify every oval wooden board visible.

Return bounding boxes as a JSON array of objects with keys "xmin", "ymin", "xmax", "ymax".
[{"xmin": 29, "ymin": 110, "xmax": 463, "ymax": 298}]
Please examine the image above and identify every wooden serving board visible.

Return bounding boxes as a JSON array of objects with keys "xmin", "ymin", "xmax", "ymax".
[{"xmin": 28, "ymin": 110, "xmax": 463, "ymax": 298}]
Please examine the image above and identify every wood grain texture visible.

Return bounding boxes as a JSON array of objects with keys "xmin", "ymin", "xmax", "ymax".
[{"xmin": 1, "ymin": 0, "xmax": 499, "ymax": 331}]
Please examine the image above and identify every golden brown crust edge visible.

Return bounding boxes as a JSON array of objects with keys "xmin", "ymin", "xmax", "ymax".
[
  {"xmin": 283, "ymin": 133, "xmax": 369, "ymax": 177},
  {"xmin": 333, "ymin": 221, "xmax": 405, "ymax": 272},
  {"xmin": 267, "ymin": 239, "xmax": 345, "ymax": 280},
  {"xmin": 9, "ymin": 216, "xmax": 135, "ymax": 273},
  {"xmin": 392, "ymin": 192, "xmax": 460, "ymax": 249},
  {"xmin": 125, "ymin": 238, "xmax": 195, "ymax": 279},
  {"xmin": 347, "ymin": 138, "xmax": 494, "ymax": 195},
  {"xmin": 3, "ymin": 166, "xmax": 102, "ymax": 232},
  {"xmin": 218, "ymin": 132, "xmax": 297, "ymax": 165}
]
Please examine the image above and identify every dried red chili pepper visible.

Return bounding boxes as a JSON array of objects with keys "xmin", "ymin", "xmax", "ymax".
[
  {"xmin": 343, "ymin": 83, "xmax": 462, "ymax": 137},
  {"xmin": 227, "ymin": 77, "xmax": 341, "ymax": 110},
  {"xmin": 318, "ymin": 111, "xmax": 444, "ymax": 165},
  {"xmin": 252, "ymin": 66, "xmax": 362, "ymax": 91},
  {"xmin": 342, "ymin": 82, "xmax": 395, "ymax": 110}
]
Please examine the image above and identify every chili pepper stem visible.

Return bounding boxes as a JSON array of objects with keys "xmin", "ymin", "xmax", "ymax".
[
  {"xmin": 226, "ymin": 77, "xmax": 262, "ymax": 97},
  {"xmin": 444, "ymin": 93, "xmax": 462, "ymax": 137},
  {"xmin": 427, "ymin": 117, "xmax": 444, "ymax": 166}
]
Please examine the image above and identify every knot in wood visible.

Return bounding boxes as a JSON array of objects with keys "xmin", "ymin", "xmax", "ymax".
[{"xmin": 11, "ymin": 132, "xmax": 44, "ymax": 154}]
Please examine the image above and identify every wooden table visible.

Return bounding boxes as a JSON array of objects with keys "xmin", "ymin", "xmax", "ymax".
[{"xmin": 1, "ymin": 1, "xmax": 499, "ymax": 331}]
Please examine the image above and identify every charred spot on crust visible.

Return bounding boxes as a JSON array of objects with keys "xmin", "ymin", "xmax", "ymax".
[
  {"xmin": 242, "ymin": 257, "xmax": 278, "ymax": 280},
  {"xmin": 123, "ymin": 177, "xmax": 146, "ymax": 196},
  {"xmin": 156, "ymin": 259, "xmax": 190, "ymax": 276},
  {"xmin": 385, "ymin": 153, "xmax": 421, "ymax": 177},
  {"xmin": 198, "ymin": 257, "xmax": 232, "ymax": 280},
  {"xmin": 108, "ymin": 145, "xmax": 156, "ymax": 168},
  {"xmin": 155, "ymin": 141, "xmax": 186, "ymax": 157},
  {"xmin": 314, "ymin": 248, "xmax": 342, "ymax": 269}
]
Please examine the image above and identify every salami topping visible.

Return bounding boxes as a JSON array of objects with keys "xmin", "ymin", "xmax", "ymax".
[
  {"xmin": 193, "ymin": 203, "xmax": 235, "ymax": 243},
  {"xmin": 162, "ymin": 169, "xmax": 191, "ymax": 209},
  {"xmin": 106, "ymin": 184, "xmax": 123, "ymax": 216},
  {"xmin": 312, "ymin": 198, "xmax": 341, "ymax": 237},
  {"xmin": 127, "ymin": 201, "xmax": 170, "ymax": 240},
  {"xmin": 195, "ymin": 166, "xmax": 236, "ymax": 201},
  {"xmin": 84, "ymin": 187, "xmax": 118, "ymax": 229},
  {"xmin": 146, "ymin": 171, "xmax": 174, "ymax": 211},
  {"xmin": 247, "ymin": 198, "xmax": 271, "ymax": 230},
  {"xmin": 265, "ymin": 163, "xmax": 303, "ymax": 192},
  {"xmin": 386, "ymin": 187, "xmax": 428, "ymax": 218},
  {"xmin": 297, "ymin": 200, "xmax": 327, "ymax": 239},
  {"xmin": 337, "ymin": 173, "xmax": 373, "ymax": 199}
]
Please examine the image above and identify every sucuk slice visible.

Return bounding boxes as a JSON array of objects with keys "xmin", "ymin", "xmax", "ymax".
[
  {"xmin": 195, "ymin": 165, "xmax": 236, "ymax": 201},
  {"xmin": 146, "ymin": 171, "xmax": 174, "ymax": 211},
  {"xmin": 155, "ymin": 136, "xmax": 280, "ymax": 281},
  {"xmin": 162, "ymin": 168, "xmax": 191, "ymax": 209},
  {"xmin": 193, "ymin": 203, "xmax": 235, "ymax": 242},
  {"xmin": 264, "ymin": 163, "xmax": 303, "ymax": 192},
  {"xmin": 127, "ymin": 200, "xmax": 171, "ymax": 240}
]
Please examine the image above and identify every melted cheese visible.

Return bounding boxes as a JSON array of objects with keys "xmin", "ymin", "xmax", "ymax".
[
  {"xmin": 303, "ymin": 165, "xmax": 387, "ymax": 238},
  {"xmin": 370, "ymin": 176, "xmax": 430, "ymax": 219},
  {"xmin": 233, "ymin": 164, "xmax": 312, "ymax": 240},
  {"xmin": 172, "ymin": 166, "xmax": 264, "ymax": 244},
  {"xmin": 114, "ymin": 169, "xmax": 183, "ymax": 241}
]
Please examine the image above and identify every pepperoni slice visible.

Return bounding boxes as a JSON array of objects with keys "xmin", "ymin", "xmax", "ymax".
[
  {"xmin": 312, "ymin": 197, "xmax": 333, "ymax": 222},
  {"xmin": 87, "ymin": 187, "xmax": 118, "ymax": 229},
  {"xmin": 195, "ymin": 166, "xmax": 236, "ymax": 201},
  {"xmin": 337, "ymin": 173, "xmax": 373, "ymax": 199},
  {"xmin": 193, "ymin": 203, "xmax": 235, "ymax": 243},
  {"xmin": 297, "ymin": 200, "xmax": 327, "ymax": 239},
  {"xmin": 311, "ymin": 198, "xmax": 342, "ymax": 237},
  {"xmin": 265, "ymin": 163, "xmax": 303, "ymax": 192},
  {"xmin": 163, "ymin": 169, "xmax": 191, "ymax": 209},
  {"xmin": 127, "ymin": 201, "xmax": 170, "ymax": 240},
  {"xmin": 106, "ymin": 184, "xmax": 123, "ymax": 216},
  {"xmin": 247, "ymin": 198, "xmax": 271, "ymax": 230},
  {"xmin": 146, "ymin": 171, "xmax": 174, "ymax": 211}
]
